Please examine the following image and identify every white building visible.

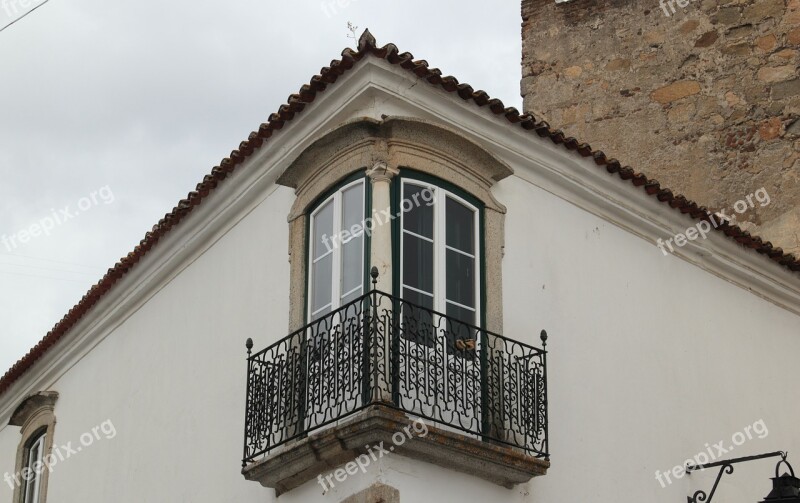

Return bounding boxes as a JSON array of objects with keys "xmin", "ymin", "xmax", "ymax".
[{"xmin": 1, "ymin": 28, "xmax": 799, "ymax": 503}]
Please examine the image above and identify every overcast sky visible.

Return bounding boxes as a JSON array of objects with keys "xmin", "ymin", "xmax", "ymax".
[{"xmin": 0, "ymin": 0, "xmax": 521, "ymax": 374}]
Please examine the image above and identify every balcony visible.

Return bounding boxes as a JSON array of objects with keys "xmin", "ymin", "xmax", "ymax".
[{"xmin": 242, "ymin": 271, "xmax": 549, "ymax": 493}]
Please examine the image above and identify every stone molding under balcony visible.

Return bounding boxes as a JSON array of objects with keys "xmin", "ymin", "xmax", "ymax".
[{"xmin": 242, "ymin": 404, "xmax": 550, "ymax": 496}]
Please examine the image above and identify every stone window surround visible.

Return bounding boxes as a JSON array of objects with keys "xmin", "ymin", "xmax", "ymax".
[
  {"xmin": 279, "ymin": 116, "xmax": 513, "ymax": 333},
  {"xmin": 8, "ymin": 391, "xmax": 59, "ymax": 503},
  {"xmin": 340, "ymin": 482, "xmax": 400, "ymax": 503}
]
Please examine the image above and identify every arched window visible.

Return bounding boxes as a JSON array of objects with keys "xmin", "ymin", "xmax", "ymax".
[{"xmin": 282, "ymin": 118, "xmax": 510, "ymax": 334}]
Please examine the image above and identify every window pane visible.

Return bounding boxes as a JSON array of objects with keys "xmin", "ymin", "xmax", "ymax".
[
  {"xmin": 446, "ymin": 197, "xmax": 474, "ymax": 254},
  {"xmin": 312, "ymin": 200, "xmax": 334, "ymax": 260},
  {"xmin": 402, "ymin": 287, "xmax": 434, "ymax": 310},
  {"xmin": 341, "ymin": 235, "xmax": 363, "ymax": 297},
  {"xmin": 341, "ymin": 285, "xmax": 362, "ymax": 306},
  {"xmin": 341, "ymin": 182, "xmax": 365, "ymax": 298},
  {"xmin": 446, "ymin": 249, "xmax": 475, "ymax": 308},
  {"xmin": 342, "ymin": 183, "xmax": 364, "ymax": 232},
  {"xmin": 403, "ymin": 184, "xmax": 434, "ymax": 239},
  {"xmin": 403, "ymin": 233, "xmax": 434, "ymax": 294},
  {"xmin": 309, "ymin": 181, "xmax": 367, "ymax": 324},
  {"xmin": 446, "ymin": 301, "xmax": 475, "ymax": 326},
  {"xmin": 311, "ymin": 253, "xmax": 333, "ymax": 319},
  {"xmin": 445, "ymin": 302, "xmax": 477, "ymax": 357},
  {"xmin": 401, "ymin": 287, "xmax": 435, "ymax": 347}
]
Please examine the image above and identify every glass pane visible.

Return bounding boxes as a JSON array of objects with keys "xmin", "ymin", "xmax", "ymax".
[
  {"xmin": 403, "ymin": 233, "xmax": 434, "ymax": 294},
  {"xmin": 446, "ymin": 301, "xmax": 475, "ymax": 326},
  {"xmin": 341, "ymin": 182, "xmax": 364, "ymax": 301},
  {"xmin": 445, "ymin": 301, "xmax": 477, "ymax": 357},
  {"xmin": 29, "ymin": 441, "xmax": 40, "ymax": 465},
  {"xmin": 342, "ymin": 183, "xmax": 364, "ymax": 233},
  {"xmin": 402, "ymin": 183, "xmax": 434, "ymax": 239},
  {"xmin": 341, "ymin": 235, "xmax": 363, "ymax": 298},
  {"xmin": 402, "ymin": 287, "xmax": 434, "ymax": 310},
  {"xmin": 446, "ymin": 197, "xmax": 474, "ymax": 254},
  {"xmin": 311, "ymin": 253, "xmax": 333, "ymax": 318},
  {"xmin": 312, "ymin": 200, "xmax": 334, "ymax": 260},
  {"xmin": 401, "ymin": 287, "xmax": 435, "ymax": 347},
  {"xmin": 341, "ymin": 285, "xmax": 362, "ymax": 306},
  {"xmin": 446, "ymin": 249, "xmax": 475, "ymax": 308}
]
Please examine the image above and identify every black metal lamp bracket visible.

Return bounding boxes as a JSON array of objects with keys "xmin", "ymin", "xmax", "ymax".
[{"xmin": 686, "ymin": 451, "xmax": 788, "ymax": 503}]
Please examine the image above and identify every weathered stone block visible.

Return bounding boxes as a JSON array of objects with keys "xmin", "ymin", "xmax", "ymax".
[
  {"xmin": 743, "ymin": 0, "xmax": 785, "ymax": 21},
  {"xmin": 605, "ymin": 58, "xmax": 631, "ymax": 71},
  {"xmin": 652, "ymin": 81, "xmax": 702, "ymax": 103},
  {"xmin": 755, "ymin": 34, "xmax": 778, "ymax": 52},
  {"xmin": 341, "ymin": 483, "xmax": 400, "ymax": 503},
  {"xmin": 721, "ymin": 42, "xmax": 752, "ymax": 55},
  {"xmin": 772, "ymin": 79, "xmax": 800, "ymax": 99},
  {"xmin": 695, "ymin": 30, "xmax": 720, "ymax": 47},
  {"xmin": 644, "ymin": 30, "xmax": 665, "ymax": 44},
  {"xmin": 785, "ymin": 4, "xmax": 800, "ymax": 25},
  {"xmin": 680, "ymin": 20, "xmax": 701, "ymax": 34},
  {"xmin": 758, "ymin": 65, "xmax": 797, "ymax": 83},
  {"xmin": 789, "ymin": 28, "xmax": 800, "ymax": 45},
  {"xmin": 727, "ymin": 24, "xmax": 755, "ymax": 38},
  {"xmin": 713, "ymin": 6, "xmax": 742, "ymax": 25},
  {"xmin": 668, "ymin": 101, "xmax": 697, "ymax": 122},
  {"xmin": 759, "ymin": 117, "xmax": 783, "ymax": 140},
  {"xmin": 564, "ymin": 65, "xmax": 583, "ymax": 78}
]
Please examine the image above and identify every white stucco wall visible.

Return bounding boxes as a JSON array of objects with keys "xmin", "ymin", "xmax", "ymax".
[
  {"xmin": 497, "ymin": 172, "xmax": 800, "ymax": 503},
  {"xmin": 0, "ymin": 426, "xmax": 17, "ymax": 495},
  {"xmin": 1, "ymin": 185, "xmax": 295, "ymax": 502},
  {"xmin": 281, "ymin": 453, "xmax": 536, "ymax": 503}
]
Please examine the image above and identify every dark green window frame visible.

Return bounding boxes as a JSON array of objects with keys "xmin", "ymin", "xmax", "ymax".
[
  {"xmin": 304, "ymin": 171, "xmax": 373, "ymax": 323},
  {"xmin": 390, "ymin": 168, "xmax": 487, "ymax": 334}
]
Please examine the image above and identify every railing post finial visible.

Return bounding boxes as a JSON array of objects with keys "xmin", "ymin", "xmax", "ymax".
[
  {"xmin": 370, "ymin": 266, "xmax": 379, "ymax": 289},
  {"xmin": 540, "ymin": 330, "xmax": 548, "ymax": 348},
  {"xmin": 246, "ymin": 338, "xmax": 253, "ymax": 356}
]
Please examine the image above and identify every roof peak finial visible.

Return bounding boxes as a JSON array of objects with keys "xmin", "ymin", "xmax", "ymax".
[{"xmin": 358, "ymin": 28, "xmax": 376, "ymax": 52}]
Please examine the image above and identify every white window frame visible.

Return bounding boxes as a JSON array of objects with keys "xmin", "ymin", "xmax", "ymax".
[
  {"xmin": 22, "ymin": 432, "xmax": 46, "ymax": 503},
  {"xmin": 307, "ymin": 178, "xmax": 366, "ymax": 322},
  {"xmin": 399, "ymin": 178, "xmax": 481, "ymax": 328}
]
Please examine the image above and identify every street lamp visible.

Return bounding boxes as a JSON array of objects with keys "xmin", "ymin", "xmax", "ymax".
[
  {"xmin": 760, "ymin": 455, "xmax": 800, "ymax": 502},
  {"xmin": 687, "ymin": 451, "xmax": 799, "ymax": 503}
]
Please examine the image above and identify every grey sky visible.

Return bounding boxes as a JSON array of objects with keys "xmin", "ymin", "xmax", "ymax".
[{"xmin": 0, "ymin": 0, "xmax": 521, "ymax": 374}]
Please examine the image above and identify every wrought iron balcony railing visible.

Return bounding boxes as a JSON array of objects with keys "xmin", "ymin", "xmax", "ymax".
[{"xmin": 243, "ymin": 271, "xmax": 549, "ymax": 467}]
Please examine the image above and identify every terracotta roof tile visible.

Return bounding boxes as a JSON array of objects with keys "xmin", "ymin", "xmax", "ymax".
[{"xmin": 1, "ymin": 29, "xmax": 798, "ymax": 398}]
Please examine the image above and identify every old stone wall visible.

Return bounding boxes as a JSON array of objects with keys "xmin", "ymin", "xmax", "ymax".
[{"xmin": 522, "ymin": 0, "xmax": 800, "ymax": 255}]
